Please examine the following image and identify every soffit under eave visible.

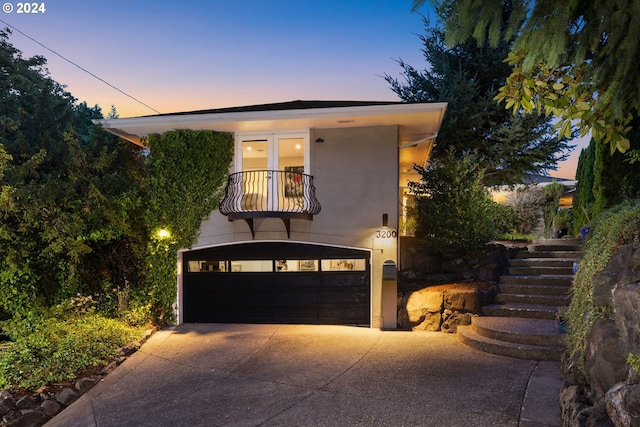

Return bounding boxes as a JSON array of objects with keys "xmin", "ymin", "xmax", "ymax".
[
  {"xmin": 95, "ymin": 102, "xmax": 448, "ymax": 148},
  {"xmin": 398, "ymin": 138, "xmax": 435, "ymax": 189}
]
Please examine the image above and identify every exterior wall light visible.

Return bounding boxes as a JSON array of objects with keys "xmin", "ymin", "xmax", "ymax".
[
  {"xmin": 157, "ymin": 228, "xmax": 171, "ymax": 239},
  {"xmin": 382, "ymin": 213, "xmax": 388, "ymax": 227}
]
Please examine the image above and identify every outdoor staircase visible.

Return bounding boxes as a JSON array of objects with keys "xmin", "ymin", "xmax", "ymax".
[{"xmin": 457, "ymin": 239, "xmax": 581, "ymax": 361}]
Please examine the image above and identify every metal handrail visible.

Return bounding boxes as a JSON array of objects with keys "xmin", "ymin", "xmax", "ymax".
[{"xmin": 219, "ymin": 170, "xmax": 321, "ymax": 217}]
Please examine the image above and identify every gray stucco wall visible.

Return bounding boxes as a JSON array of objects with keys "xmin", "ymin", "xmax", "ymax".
[{"xmin": 183, "ymin": 125, "xmax": 400, "ymax": 327}]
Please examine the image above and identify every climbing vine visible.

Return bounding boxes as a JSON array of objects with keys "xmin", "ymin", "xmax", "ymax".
[{"xmin": 144, "ymin": 129, "xmax": 233, "ymax": 324}]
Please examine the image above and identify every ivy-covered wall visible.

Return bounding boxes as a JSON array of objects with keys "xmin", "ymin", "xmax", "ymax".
[{"xmin": 144, "ymin": 129, "xmax": 233, "ymax": 324}]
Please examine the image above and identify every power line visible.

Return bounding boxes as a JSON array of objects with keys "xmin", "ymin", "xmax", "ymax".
[{"xmin": 0, "ymin": 19, "xmax": 162, "ymax": 115}]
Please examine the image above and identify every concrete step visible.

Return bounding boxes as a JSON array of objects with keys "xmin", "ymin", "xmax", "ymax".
[
  {"xmin": 517, "ymin": 250, "xmax": 581, "ymax": 259},
  {"xmin": 528, "ymin": 244, "xmax": 582, "ymax": 252},
  {"xmin": 470, "ymin": 316, "xmax": 564, "ymax": 346},
  {"xmin": 500, "ymin": 275, "xmax": 574, "ymax": 287},
  {"xmin": 482, "ymin": 302, "xmax": 560, "ymax": 320},
  {"xmin": 508, "ymin": 266, "xmax": 574, "ymax": 275},
  {"xmin": 499, "ymin": 283, "xmax": 571, "ymax": 296},
  {"xmin": 530, "ymin": 238, "xmax": 581, "ymax": 246},
  {"xmin": 495, "ymin": 293, "xmax": 570, "ymax": 306},
  {"xmin": 511, "ymin": 258, "xmax": 576, "ymax": 268},
  {"xmin": 458, "ymin": 319, "xmax": 564, "ymax": 361}
]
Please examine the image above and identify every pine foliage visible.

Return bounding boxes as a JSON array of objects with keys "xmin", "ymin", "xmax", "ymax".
[
  {"xmin": 385, "ymin": 17, "xmax": 571, "ymax": 186},
  {"xmin": 415, "ymin": 0, "xmax": 640, "ymax": 154}
]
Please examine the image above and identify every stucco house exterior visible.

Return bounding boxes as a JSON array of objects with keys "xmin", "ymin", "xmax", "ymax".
[{"xmin": 97, "ymin": 100, "xmax": 447, "ymax": 329}]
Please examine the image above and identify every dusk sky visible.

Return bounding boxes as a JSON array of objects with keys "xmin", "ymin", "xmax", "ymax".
[{"xmin": 0, "ymin": 0, "xmax": 584, "ymax": 178}]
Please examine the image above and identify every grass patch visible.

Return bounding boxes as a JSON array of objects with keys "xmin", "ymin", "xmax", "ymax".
[
  {"xmin": 0, "ymin": 311, "xmax": 148, "ymax": 391},
  {"xmin": 494, "ymin": 233, "xmax": 537, "ymax": 241},
  {"xmin": 565, "ymin": 202, "xmax": 640, "ymax": 376}
]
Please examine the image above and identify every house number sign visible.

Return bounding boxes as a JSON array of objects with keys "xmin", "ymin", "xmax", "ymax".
[{"xmin": 376, "ymin": 229, "xmax": 397, "ymax": 238}]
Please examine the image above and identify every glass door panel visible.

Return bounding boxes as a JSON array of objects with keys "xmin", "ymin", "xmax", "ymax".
[
  {"xmin": 241, "ymin": 140, "xmax": 269, "ymax": 210},
  {"xmin": 277, "ymin": 137, "xmax": 305, "ymax": 211}
]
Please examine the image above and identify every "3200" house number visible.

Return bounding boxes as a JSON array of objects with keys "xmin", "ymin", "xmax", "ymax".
[{"xmin": 376, "ymin": 229, "xmax": 397, "ymax": 238}]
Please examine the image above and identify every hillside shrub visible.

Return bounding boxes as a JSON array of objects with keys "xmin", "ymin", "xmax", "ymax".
[{"xmin": 565, "ymin": 202, "xmax": 640, "ymax": 375}]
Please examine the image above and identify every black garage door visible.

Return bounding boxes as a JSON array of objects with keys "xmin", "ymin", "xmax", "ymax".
[{"xmin": 182, "ymin": 242, "xmax": 370, "ymax": 326}]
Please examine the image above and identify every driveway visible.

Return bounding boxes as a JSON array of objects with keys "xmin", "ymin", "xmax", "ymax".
[{"xmin": 46, "ymin": 324, "xmax": 561, "ymax": 426}]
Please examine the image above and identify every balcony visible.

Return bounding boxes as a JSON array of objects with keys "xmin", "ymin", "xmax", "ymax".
[{"xmin": 219, "ymin": 170, "xmax": 321, "ymax": 238}]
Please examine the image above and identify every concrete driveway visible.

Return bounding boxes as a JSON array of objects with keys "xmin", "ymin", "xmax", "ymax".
[{"xmin": 46, "ymin": 324, "xmax": 561, "ymax": 427}]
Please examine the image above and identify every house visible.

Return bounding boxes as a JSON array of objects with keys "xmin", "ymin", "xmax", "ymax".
[
  {"xmin": 97, "ymin": 100, "xmax": 447, "ymax": 329},
  {"xmin": 490, "ymin": 173, "xmax": 577, "ymax": 209}
]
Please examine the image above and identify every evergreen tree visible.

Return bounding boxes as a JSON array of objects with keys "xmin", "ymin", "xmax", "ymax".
[
  {"xmin": 385, "ymin": 16, "xmax": 572, "ymax": 186},
  {"xmin": 0, "ymin": 29, "xmax": 147, "ymax": 316},
  {"xmin": 572, "ymin": 140, "xmax": 596, "ymax": 234},
  {"xmin": 412, "ymin": 0, "xmax": 640, "ymax": 154}
]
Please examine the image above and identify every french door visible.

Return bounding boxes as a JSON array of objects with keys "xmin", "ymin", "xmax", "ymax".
[{"xmin": 235, "ymin": 132, "xmax": 309, "ymax": 211}]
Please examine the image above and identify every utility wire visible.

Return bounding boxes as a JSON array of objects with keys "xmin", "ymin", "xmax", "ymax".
[{"xmin": 0, "ymin": 19, "xmax": 162, "ymax": 115}]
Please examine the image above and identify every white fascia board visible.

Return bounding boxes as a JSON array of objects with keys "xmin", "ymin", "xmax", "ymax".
[{"xmin": 95, "ymin": 102, "xmax": 448, "ymax": 146}]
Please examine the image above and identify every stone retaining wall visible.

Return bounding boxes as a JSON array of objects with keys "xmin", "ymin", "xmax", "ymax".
[
  {"xmin": 560, "ymin": 243, "xmax": 640, "ymax": 426},
  {"xmin": 398, "ymin": 240, "xmax": 517, "ymax": 332}
]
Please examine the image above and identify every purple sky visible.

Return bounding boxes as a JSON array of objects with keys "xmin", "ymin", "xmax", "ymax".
[{"xmin": 0, "ymin": 0, "xmax": 584, "ymax": 178}]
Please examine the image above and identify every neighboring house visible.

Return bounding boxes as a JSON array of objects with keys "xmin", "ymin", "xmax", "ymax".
[
  {"xmin": 97, "ymin": 100, "xmax": 447, "ymax": 329},
  {"xmin": 490, "ymin": 173, "xmax": 577, "ymax": 209}
]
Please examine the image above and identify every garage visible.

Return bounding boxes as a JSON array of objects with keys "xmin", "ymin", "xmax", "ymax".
[{"xmin": 182, "ymin": 242, "xmax": 371, "ymax": 325}]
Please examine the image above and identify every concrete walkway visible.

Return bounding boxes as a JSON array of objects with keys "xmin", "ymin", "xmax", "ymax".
[{"xmin": 45, "ymin": 324, "xmax": 561, "ymax": 427}]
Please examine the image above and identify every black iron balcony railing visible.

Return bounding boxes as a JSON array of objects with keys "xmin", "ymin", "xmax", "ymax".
[{"xmin": 219, "ymin": 170, "xmax": 321, "ymax": 237}]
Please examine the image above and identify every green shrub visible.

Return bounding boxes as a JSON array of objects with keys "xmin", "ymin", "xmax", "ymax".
[
  {"xmin": 0, "ymin": 311, "xmax": 146, "ymax": 390},
  {"xmin": 565, "ymin": 202, "xmax": 640, "ymax": 375},
  {"xmin": 505, "ymin": 186, "xmax": 545, "ymax": 236},
  {"xmin": 410, "ymin": 150, "xmax": 508, "ymax": 253}
]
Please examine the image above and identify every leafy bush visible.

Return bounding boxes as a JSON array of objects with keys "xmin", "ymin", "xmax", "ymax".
[
  {"xmin": 0, "ymin": 311, "xmax": 146, "ymax": 390},
  {"xmin": 505, "ymin": 186, "xmax": 545, "ymax": 235},
  {"xmin": 409, "ymin": 150, "xmax": 510, "ymax": 253},
  {"xmin": 565, "ymin": 202, "xmax": 640, "ymax": 375}
]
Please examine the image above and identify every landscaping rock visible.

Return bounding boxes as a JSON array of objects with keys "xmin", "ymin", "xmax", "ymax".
[
  {"xmin": 14, "ymin": 397, "xmax": 36, "ymax": 410},
  {"xmin": 406, "ymin": 287, "xmax": 443, "ymax": 330},
  {"xmin": 585, "ymin": 399, "xmax": 614, "ymax": 427},
  {"xmin": 38, "ymin": 399, "xmax": 60, "ymax": 417},
  {"xmin": 441, "ymin": 311, "xmax": 473, "ymax": 334},
  {"xmin": 604, "ymin": 244, "xmax": 640, "ymax": 274},
  {"xmin": 613, "ymin": 282, "xmax": 640, "ymax": 356},
  {"xmin": 0, "ymin": 391, "xmax": 15, "ymax": 407},
  {"xmin": 55, "ymin": 388, "xmax": 79, "ymax": 406},
  {"xmin": 4, "ymin": 409, "xmax": 45, "ymax": 427},
  {"xmin": 96, "ymin": 361, "xmax": 118, "ymax": 376},
  {"xmin": 403, "ymin": 283, "xmax": 491, "ymax": 331},
  {"xmin": 592, "ymin": 272, "xmax": 618, "ymax": 306},
  {"xmin": 605, "ymin": 381, "xmax": 640, "ymax": 427},
  {"xmin": 559, "ymin": 384, "xmax": 592, "ymax": 427},
  {"xmin": 75, "ymin": 377, "xmax": 97, "ymax": 395},
  {"xmin": 585, "ymin": 318, "xmax": 628, "ymax": 397},
  {"xmin": 444, "ymin": 288, "xmax": 481, "ymax": 312}
]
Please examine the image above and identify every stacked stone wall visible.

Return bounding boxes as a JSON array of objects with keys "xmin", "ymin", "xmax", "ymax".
[{"xmin": 561, "ymin": 244, "xmax": 640, "ymax": 426}]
